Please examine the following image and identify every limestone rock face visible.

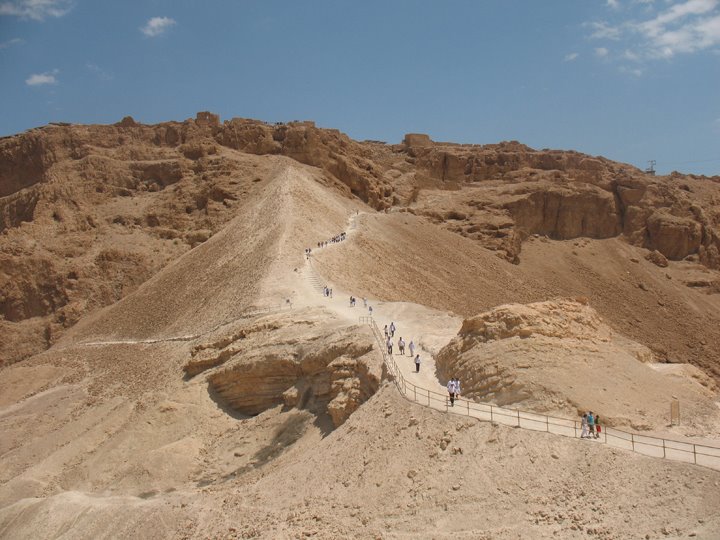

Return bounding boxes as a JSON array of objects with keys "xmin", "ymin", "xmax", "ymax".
[
  {"xmin": 505, "ymin": 185, "xmax": 621, "ymax": 240},
  {"xmin": 646, "ymin": 211, "xmax": 703, "ymax": 261},
  {"xmin": 185, "ymin": 313, "xmax": 382, "ymax": 427},
  {"xmin": 435, "ymin": 299, "xmax": 720, "ymax": 431},
  {"xmin": 407, "ymin": 145, "xmax": 720, "ymax": 267},
  {"xmin": 448, "ymin": 298, "xmax": 605, "ymax": 351}
]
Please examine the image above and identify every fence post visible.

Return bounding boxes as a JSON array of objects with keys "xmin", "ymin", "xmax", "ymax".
[
  {"xmin": 413, "ymin": 386, "xmax": 417, "ymax": 402},
  {"xmin": 490, "ymin": 406, "xmax": 494, "ymax": 423},
  {"xmin": 546, "ymin": 416, "xmax": 549, "ymax": 433},
  {"xmin": 693, "ymin": 444, "xmax": 697, "ymax": 465},
  {"xmin": 427, "ymin": 388, "xmax": 430, "ymax": 407},
  {"xmin": 466, "ymin": 399, "xmax": 470, "ymax": 417},
  {"xmin": 631, "ymin": 434, "xmax": 635, "ymax": 452},
  {"xmin": 516, "ymin": 409, "xmax": 520, "ymax": 428},
  {"xmin": 662, "ymin": 439, "xmax": 666, "ymax": 459}
]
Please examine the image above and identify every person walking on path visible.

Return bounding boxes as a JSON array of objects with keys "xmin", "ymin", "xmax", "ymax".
[
  {"xmin": 386, "ymin": 337, "xmax": 393, "ymax": 355},
  {"xmin": 414, "ymin": 354, "xmax": 421, "ymax": 373},
  {"xmin": 580, "ymin": 413, "xmax": 589, "ymax": 439},
  {"xmin": 389, "ymin": 322, "xmax": 396, "ymax": 337},
  {"xmin": 454, "ymin": 378, "xmax": 461, "ymax": 401},
  {"xmin": 363, "ymin": 297, "xmax": 367, "ymax": 308},
  {"xmin": 409, "ymin": 340, "xmax": 415, "ymax": 357},
  {"xmin": 383, "ymin": 325, "xmax": 389, "ymax": 338},
  {"xmin": 594, "ymin": 414, "xmax": 602, "ymax": 439},
  {"xmin": 588, "ymin": 412, "xmax": 596, "ymax": 438},
  {"xmin": 398, "ymin": 337, "xmax": 405, "ymax": 355},
  {"xmin": 368, "ymin": 306, "xmax": 373, "ymax": 316},
  {"xmin": 447, "ymin": 379, "xmax": 456, "ymax": 407}
]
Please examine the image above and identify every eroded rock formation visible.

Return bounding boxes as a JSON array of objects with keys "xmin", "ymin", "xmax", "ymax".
[
  {"xmin": 435, "ymin": 299, "xmax": 719, "ymax": 430},
  {"xmin": 184, "ymin": 314, "xmax": 382, "ymax": 427}
]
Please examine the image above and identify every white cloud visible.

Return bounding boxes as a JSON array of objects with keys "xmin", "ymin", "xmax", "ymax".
[
  {"xmin": 638, "ymin": 0, "xmax": 717, "ymax": 36},
  {"xmin": 634, "ymin": 1, "xmax": 720, "ymax": 57},
  {"xmin": 0, "ymin": 37, "xmax": 23, "ymax": 49},
  {"xmin": 141, "ymin": 16, "xmax": 176, "ymax": 37},
  {"xmin": 0, "ymin": 0, "xmax": 72, "ymax": 20},
  {"xmin": 607, "ymin": 0, "xmax": 622, "ymax": 9},
  {"xmin": 25, "ymin": 68, "xmax": 58, "ymax": 86},
  {"xmin": 586, "ymin": 21, "xmax": 623, "ymax": 39},
  {"xmin": 585, "ymin": 0, "xmax": 720, "ymax": 61},
  {"xmin": 564, "ymin": 52, "xmax": 580, "ymax": 61},
  {"xmin": 595, "ymin": 46, "xmax": 610, "ymax": 56}
]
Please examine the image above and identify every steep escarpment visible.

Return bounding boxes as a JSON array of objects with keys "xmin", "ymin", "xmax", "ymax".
[
  {"xmin": 404, "ymin": 136, "xmax": 720, "ymax": 268},
  {"xmin": 397, "ymin": 148, "xmax": 720, "ymax": 287}
]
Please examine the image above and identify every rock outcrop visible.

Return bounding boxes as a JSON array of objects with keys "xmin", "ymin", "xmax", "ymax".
[
  {"xmin": 435, "ymin": 299, "xmax": 720, "ymax": 430},
  {"xmin": 185, "ymin": 314, "xmax": 382, "ymax": 427}
]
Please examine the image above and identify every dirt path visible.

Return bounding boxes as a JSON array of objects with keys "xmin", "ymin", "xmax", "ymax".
[{"xmin": 294, "ymin": 212, "xmax": 461, "ymax": 396}]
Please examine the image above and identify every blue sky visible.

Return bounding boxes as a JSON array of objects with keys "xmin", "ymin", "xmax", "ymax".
[{"xmin": 1, "ymin": 0, "xmax": 718, "ymax": 175}]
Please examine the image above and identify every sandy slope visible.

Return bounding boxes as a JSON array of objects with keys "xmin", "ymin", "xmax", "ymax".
[{"xmin": 2, "ymin": 386, "xmax": 720, "ymax": 539}]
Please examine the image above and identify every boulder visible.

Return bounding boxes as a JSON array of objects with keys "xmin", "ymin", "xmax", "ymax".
[
  {"xmin": 646, "ymin": 211, "xmax": 702, "ymax": 260},
  {"xmin": 645, "ymin": 250, "xmax": 669, "ymax": 268}
]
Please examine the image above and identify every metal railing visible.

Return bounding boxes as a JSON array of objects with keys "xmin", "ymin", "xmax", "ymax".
[{"xmin": 359, "ymin": 317, "xmax": 720, "ymax": 472}]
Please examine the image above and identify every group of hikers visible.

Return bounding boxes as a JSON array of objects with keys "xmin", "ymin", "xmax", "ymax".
[
  {"xmin": 383, "ymin": 323, "xmax": 421, "ymax": 372},
  {"xmin": 322, "ymin": 286, "xmax": 333, "ymax": 298},
  {"xmin": 313, "ymin": 232, "xmax": 346, "ymax": 250},
  {"xmin": 304, "ymin": 232, "xmax": 348, "ymax": 261},
  {"xmin": 580, "ymin": 411, "xmax": 602, "ymax": 439}
]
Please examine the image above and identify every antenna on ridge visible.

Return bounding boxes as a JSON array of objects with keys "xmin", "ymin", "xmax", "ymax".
[{"xmin": 645, "ymin": 160, "xmax": 656, "ymax": 176}]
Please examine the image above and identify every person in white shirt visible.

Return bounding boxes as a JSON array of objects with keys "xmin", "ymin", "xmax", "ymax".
[
  {"xmin": 447, "ymin": 379, "xmax": 456, "ymax": 406},
  {"xmin": 386, "ymin": 337, "xmax": 393, "ymax": 355},
  {"xmin": 398, "ymin": 337, "xmax": 405, "ymax": 355},
  {"xmin": 408, "ymin": 340, "xmax": 415, "ymax": 357},
  {"xmin": 389, "ymin": 322, "xmax": 396, "ymax": 337}
]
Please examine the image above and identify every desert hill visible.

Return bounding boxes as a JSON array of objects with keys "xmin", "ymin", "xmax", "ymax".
[
  {"xmin": 2, "ymin": 113, "xmax": 720, "ymax": 369},
  {"xmin": 1, "ymin": 114, "xmax": 720, "ymax": 538}
]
